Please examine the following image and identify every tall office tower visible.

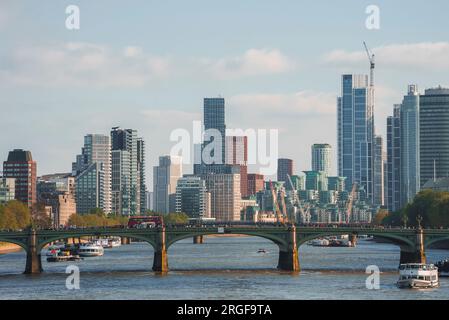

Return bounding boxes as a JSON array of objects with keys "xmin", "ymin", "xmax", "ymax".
[
  {"xmin": 202, "ymin": 173, "xmax": 241, "ymax": 221},
  {"xmin": 247, "ymin": 173, "xmax": 265, "ymax": 196},
  {"xmin": 226, "ymin": 136, "xmax": 248, "ymax": 197},
  {"xmin": 0, "ymin": 177, "xmax": 16, "ymax": 204},
  {"xmin": 175, "ymin": 176, "xmax": 211, "ymax": 219},
  {"xmin": 277, "ymin": 158, "xmax": 294, "ymax": 182},
  {"xmin": 373, "ymin": 135, "xmax": 385, "ymax": 206},
  {"xmin": 311, "ymin": 144, "xmax": 332, "ymax": 175},
  {"xmin": 153, "ymin": 156, "xmax": 182, "ymax": 214},
  {"xmin": 386, "ymin": 105, "xmax": 402, "ymax": 212},
  {"xmin": 110, "ymin": 127, "xmax": 146, "ymax": 215},
  {"xmin": 3, "ymin": 149, "xmax": 37, "ymax": 208},
  {"xmin": 400, "ymin": 85, "xmax": 420, "ymax": 205},
  {"xmin": 203, "ymin": 97, "xmax": 226, "ymax": 165},
  {"xmin": 419, "ymin": 87, "xmax": 449, "ymax": 187},
  {"xmin": 73, "ymin": 134, "xmax": 112, "ymax": 214},
  {"xmin": 337, "ymin": 74, "xmax": 375, "ymax": 201}
]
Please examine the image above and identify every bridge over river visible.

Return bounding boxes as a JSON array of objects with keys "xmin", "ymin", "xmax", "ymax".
[{"xmin": 1, "ymin": 225, "xmax": 449, "ymax": 274}]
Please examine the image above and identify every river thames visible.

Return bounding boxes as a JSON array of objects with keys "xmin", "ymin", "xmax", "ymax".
[{"xmin": 0, "ymin": 237, "xmax": 448, "ymax": 300}]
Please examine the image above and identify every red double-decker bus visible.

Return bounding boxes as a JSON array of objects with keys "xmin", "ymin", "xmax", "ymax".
[{"xmin": 127, "ymin": 216, "xmax": 164, "ymax": 228}]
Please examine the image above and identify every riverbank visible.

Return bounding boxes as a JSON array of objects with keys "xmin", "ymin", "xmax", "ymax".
[{"xmin": 0, "ymin": 243, "xmax": 22, "ymax": 255}]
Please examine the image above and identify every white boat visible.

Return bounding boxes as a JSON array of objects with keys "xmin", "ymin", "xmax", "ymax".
[
  {"xmin": 310, "ymin": 239, "xmax": 330, "ymax": 247},
  {"xmin": 78, "ymin": 243, "xmax": 104, "ymax": 257},
  {"xmin": 92, "ymin": 237, "xmax": 122, "ymax": 249},
  {"xmin": 397, "ymin": 263, "xmax": 439, "ymax": 289}
]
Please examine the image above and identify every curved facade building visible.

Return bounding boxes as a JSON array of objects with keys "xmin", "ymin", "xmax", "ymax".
[{"xmin": 420, "ymin": 87, "xmax": 449, "ymax": 187}]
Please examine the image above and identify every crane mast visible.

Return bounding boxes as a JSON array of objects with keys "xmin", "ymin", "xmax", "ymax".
[{"xmin": 363, "ymin": 41, "xmax": 375, "ymax": 87}]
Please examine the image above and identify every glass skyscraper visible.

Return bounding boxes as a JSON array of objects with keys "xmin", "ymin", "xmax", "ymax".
[
  {"xmin": 337, "ymin": 74, "xmax": 375, "ymax": 202},
  {"xmin": 203, "ymin": 97, "xmax": 226, "ymax": 165}
]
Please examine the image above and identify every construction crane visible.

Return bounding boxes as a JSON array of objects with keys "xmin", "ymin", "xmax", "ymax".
[
  {"xmin": 269, "ymin": 180, "xmax": 287, "ymax": 224},
  {"xmin": 363, "ymin": 41, "xmax": 375, "ymax": 87},
  {"xmin": 279, "ymin": 187, "xmax": 289, "ymax": 224},
  {"xmin": 346, "ymin": 183, "xmax": 358, "ymax": 224}
]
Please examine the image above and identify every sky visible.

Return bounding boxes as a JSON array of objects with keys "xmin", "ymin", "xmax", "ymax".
[{"xmin": 1, "ymin": 0, "xmax": 449, "ymax": 189}]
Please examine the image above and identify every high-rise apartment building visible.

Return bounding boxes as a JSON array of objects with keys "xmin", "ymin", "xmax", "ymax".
[
  {"xmin": 311, "ymin": 144, "xmax": 332, "ymax": 175},
  {"xmin": 175, "ymin": 176, "xmax": 210, "ymax": 219},
  {"xmin": 73, "ymin": 134, "xmax": 112, "ymax": 214},
  {"xmin": 110, "ymin": 127, "xmax": 146, "ymax": 215},
  {"xmin": 202, "ymin": 173, "xmax": 241, "ymax": 221},
  {"xmin": 153, "ymin": 156, "xmax": 182, "ymax": 214},
  {"xmin": 277, "ymin": 158, "xmax": 294, "ymax": 183},
  {"xmin": 337, "ymin": 74, "xmax": 375, "ymax": 202},
  {"xmin": 226, "ymin": 136, "xmax": 248, "ymax": 197},
  {"xmin": 3, "ymin": 149, "xmax": 37, "ymax": 208},
  {"xmin": 420, "ymin": 87, "xmax": 449, "ymax": 187}
]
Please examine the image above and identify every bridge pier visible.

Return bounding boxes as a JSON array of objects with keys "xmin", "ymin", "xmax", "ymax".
[
  {"xmin": 152, "ymin": 226, "xmax": 168, "ymax": 273},
  {"xmin": 193, "ymin": 235, "xmax": 204, "ymax": 244},
  {"xmin": 400, "ymin": 228, "xmax": 426, "ymax": 264},
  {"xmin": 350, "ymin": 233, "xmax": 357, "ymax": 247},
  {"xmin": 24, "ymin": 229, "xmax": 42, "ymax": 274},
  {"xmin": 277, "ymin": 225, "xmax": 300, "ymax": 272}
]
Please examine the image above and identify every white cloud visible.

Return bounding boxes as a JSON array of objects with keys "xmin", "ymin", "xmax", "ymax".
[
  {"xmin": 204, "ymin": 48, "xmax": 295, "ymax": 79},
  {"xmin": 0, "ymin": 42, "xmax": 173, "ymax": 87},
  {"xmin": 323, "ymin": 42, "xmax": 449, "ymax": 71},
  {"xmin": 229, "ymin": 90, "xmax": 336, "ymax": 117}
]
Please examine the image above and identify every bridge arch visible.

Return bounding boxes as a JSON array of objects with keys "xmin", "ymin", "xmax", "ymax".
[
  {"xmin": 166, "ymin": 231, "xmax": 289, "ymax": 251},
  {"xmin": 35, "ymin": 232, "xmax": 158, "ymax": 253},
  {"xmin": 297, "ymin": 231, "xmax": 416, "ymax": 252},
  {"xmin": 424, "ymin": 235, "xmax": 449, "ymax": 249},
  {"xmin": 0, "ymin": 237, "xmax": 28, "ymax": 252}
]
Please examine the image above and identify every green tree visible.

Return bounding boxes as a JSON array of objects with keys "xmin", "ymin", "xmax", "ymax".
[
  {"xmin": 4, "ymin": 200, "xmax": 31, "ymax": 229},
  {"xmin": 0, "ymin": 204, "xmax": 18, "ymax": 230},
  {"xmin": 31, "ymin": 203, "xmax": 53, "ymax": 229}
]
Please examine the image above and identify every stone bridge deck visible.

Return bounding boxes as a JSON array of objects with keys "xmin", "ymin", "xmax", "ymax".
[{"xmin": 1, "ymin": 226, "xmax": 449, "ymax": 274}]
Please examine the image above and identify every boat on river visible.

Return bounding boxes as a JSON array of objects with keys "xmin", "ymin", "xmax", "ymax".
[
  {"xmin": 78, "ymin": 243, "xmax": 104, "ymax": 257},
  {"xmin": 397, "ymin": 263, "xmax": 439, "ymax": 289}
]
